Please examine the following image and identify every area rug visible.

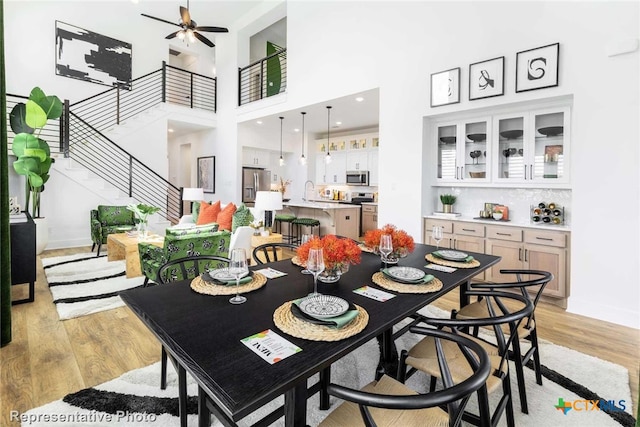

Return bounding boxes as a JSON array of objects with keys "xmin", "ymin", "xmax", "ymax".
[
  {"xmin": 42, "ymin": 253, "xmax": 145, "ymax": 320},
  {"xmin": 21, "ymin": 306, "xmax": 635, "ymax": 427}
]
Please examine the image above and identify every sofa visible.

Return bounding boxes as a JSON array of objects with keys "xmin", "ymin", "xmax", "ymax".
[
  {"xmin": 138, "ymin": 227, "xmax": 232, "ymax": 285},
  {"xmin": 90, "ymin": 205, "xmax": 136, "ymax": 256}
]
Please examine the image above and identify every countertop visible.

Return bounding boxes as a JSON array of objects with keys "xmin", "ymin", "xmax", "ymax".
[
  {"xmin": 361, "ymin": 202, "xmax": 378, "ymax": 206},
  {"xmin": 283, "ymin": 200, "xmax": 361, "ymax": 210},
  {"xmin": 423, "ymin": 214, "xmax": 571, "ymax": 232}
]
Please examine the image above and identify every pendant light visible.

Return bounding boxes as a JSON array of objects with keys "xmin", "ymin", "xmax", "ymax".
[
  {"xmin": 279, "ymin": 116, "xmax": 285, "ymax": 166},
  {"xmin": 325, "ymin": 106, "xmax": 332, "ymax": 164},
  {"xmin": 299, "ymin": 112, "xmax": 307, "ymax": 165}
]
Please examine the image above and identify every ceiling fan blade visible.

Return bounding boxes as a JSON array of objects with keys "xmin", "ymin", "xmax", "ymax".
[
  {"xmin": 180, "ymin": 6, "xmax": 191, "ymax": 26},
  {"xmin": 194, "ymin": 26, "xmax": 229, "ymax": 33},
  {"xmin": 141, "ymin": 13, "xmax": 182, "ymax": 27},
  {"xmin": 194, "ymin": 31, "xmax": 215, "ymax": 48},
  {"xmin": 165, "ymin": 31, "xmax": 181, "ymax": 40}
]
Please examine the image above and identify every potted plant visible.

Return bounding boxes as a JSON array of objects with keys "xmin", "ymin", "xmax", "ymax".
[
  {"xmin": 440, "ymin": 194, "xmax": 457, "ymax": 213},
  {"xmin": 127, "ymin": 203, "xmax": 161, "ymax": 239},
  {"xmin": 9, "ymin": 87, "xmax": 63, "ymax": 253}
]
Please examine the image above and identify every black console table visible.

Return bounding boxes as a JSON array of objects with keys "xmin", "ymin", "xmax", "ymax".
[{"xmin": 10, "ymin": 212, "xmax": 36, "ymax": 304}]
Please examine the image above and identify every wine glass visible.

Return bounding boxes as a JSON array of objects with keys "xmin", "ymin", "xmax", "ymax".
[
  {"xmin": 379, "ymin": 234, "xmax": 393, "ymax": 271},
  {"xmin": 228, "ymin": 248, "xmax": 249, "ymax": 305},
  {"xmin": 432, "ymin": 226, "xmax": 443, "ymax": 250},
  {"xmin": 306, "ymin": 248, "xmax": 325, "ymax": 296},
  {"xmin": 300, "ymin": 235, "xmax": 312, "ymax": 275}
]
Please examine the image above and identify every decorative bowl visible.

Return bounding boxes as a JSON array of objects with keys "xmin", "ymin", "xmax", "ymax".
[
  {"xmin": 538, "ymin": 126, "xmax": 563, "ymax": 137},
  {"xmin": 469, "ymin": 171, "xmax": 486, "ymax": 178},
  {"xmin": 439, "ymin": 136, "xmax": 456, "ymax": 144},
  {"xmin": 492, "ymin": 212, "xmax": 503, "ymax": 220},
  {"xmin": 467, "ymin": 133, "xmax": 486, "ymax": 142},
  {"xmin": 500, "ymin": 130, "xmax": 523, "ymax": 140}
]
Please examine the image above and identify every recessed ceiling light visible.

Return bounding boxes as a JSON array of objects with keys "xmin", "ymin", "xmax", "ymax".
[
  {"xmin": 294, "ymin": 128, "xmax": 300, "ymax": 132},
  {"xmin": 168, "ymin": 128, "xmax": 174, "ymax": 133},
  {"xmin": 256, "ymin": 120, "xmax": 263, "ymax": 124},
  {"xmin": 335, "ymin": 121, "xmax": 342, "ymax": 126},
  {"xmin": 355, "ymin": 97, "xmax": 364, "ymax": 102}
]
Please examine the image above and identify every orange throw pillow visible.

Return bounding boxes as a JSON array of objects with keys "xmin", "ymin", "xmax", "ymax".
[
  {"xmin": 217, "ymin": 203, "xmax": 237, "ymax": 231},
  {"xmin": 197, "ymin": 200, "xmax": 221, "ymax": 225}
]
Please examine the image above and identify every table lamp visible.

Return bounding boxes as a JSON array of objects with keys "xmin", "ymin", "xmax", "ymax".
[
  {"xmin": 182, "ymin": 187, "xmax": 204, "ymax": 214},
  {"xmin": 255, "ymin": 191, "xmax": 283, "ymax": 232}
]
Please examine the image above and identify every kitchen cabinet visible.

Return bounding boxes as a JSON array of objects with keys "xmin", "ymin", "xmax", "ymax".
[
  {"xmin": 362, "ymin": 204, "xmax": 378, "ymax": 234},
  {"xmin": 242, "ymin": 148, "xmax": 270, "ymax": 168},
  {"xmin": 368, "ymin": 150, "xmax": 379, "ymax": 185},
  {"xmin": 432, "ymin": 99, "xmax": 571, "ymax": 188},
  {"xmin": 423, "ymin": 217, "xmax": 570, "ymax": 304},
  {"xmin": 346, "ymin": 151, "xmax": 368, "ymax": 171},
  {"xmin": 325, "ymin": 152, "xmax": 346, "ymax": 184},
  {"xmin": 315, "ymin": 132, "xmax": 379, "ymax": 186}
]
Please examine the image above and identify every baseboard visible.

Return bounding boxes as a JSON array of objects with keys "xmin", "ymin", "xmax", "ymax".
[{"xmin": 568, "ymin": 297, "xmax": 640, "ymax": 330}]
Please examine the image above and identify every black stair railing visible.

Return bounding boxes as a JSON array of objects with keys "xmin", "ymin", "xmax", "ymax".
[
  {"xmin": 67, "ymin": 111, "xmax": 182, "ymax": 223},
  {"xmin": 238, "ymin": 48, "xmax": 287, "ymax": 106}
]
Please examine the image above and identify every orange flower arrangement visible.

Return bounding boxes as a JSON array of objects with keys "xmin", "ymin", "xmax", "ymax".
[
  {"xmin": 296, "ymin": 234, "xmax": 362, "ymax": 270},
  {"xmin": 363, "ymin": 224, "xmax": 415, "ymax": 256}
]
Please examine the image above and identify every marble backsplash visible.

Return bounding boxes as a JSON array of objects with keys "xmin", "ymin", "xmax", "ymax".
[{"xmin": 433, "ymin": 187, "xmax": 572, "ymax": 226}]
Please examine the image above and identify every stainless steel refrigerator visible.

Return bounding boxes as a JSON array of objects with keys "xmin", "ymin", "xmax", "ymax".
[{"xmin": 242, "ymin": 167, "xmax": 271, "ymax": 205}]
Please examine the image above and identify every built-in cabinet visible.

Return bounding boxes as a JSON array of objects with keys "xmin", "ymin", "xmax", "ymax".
[
  {"xmin": 242, "ymin": 148, "xmax": 271, "ymax": 168},
  {"xmin": 316, "ymin": 132, "xmax": 379, "ymax": 185},
  {"xmin": 434, "ymin": 101, "xmax": 571, "ymax": 187},
  {"xmin": 424, "ymin": 217, "xmax": 570, "ymax": 306},
  {"xmin": 362, "ymin": 203, "xmax": 378, "ymax": 234}
]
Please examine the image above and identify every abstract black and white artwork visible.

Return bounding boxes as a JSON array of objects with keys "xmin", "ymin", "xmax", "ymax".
[
  {"xmin": 55, "ymin": 21, "xmax": 132, "ymax": 88},
  {"xmin": 430, "ymin": 67, "xmax": 460, "ymax": 107},
  {"xmin": 469, "ymin": 56, "xmax": 504, "ymax": 100},
  {"xmin": 516, "ymin": 43, "xmax": 559, "ymax": 93}
]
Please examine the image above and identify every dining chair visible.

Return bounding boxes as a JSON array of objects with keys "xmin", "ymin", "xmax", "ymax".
[
  {"xmin": 452, "ymin": 269, "xmax": 554, "ymax": 414},
  {"xmin": 398, "ymin": 290, "xmax": 534, "ymax": 427},
  {"xmin": 319, "ymin": 327, "xmax": 491, "ymax": 427},
  {"xmin": 156, "ymin": 255, "xmax": 230, "ymax": 427},
  {"xmin": 251, "ymin": 242, "xmax": 299, "ymax": 265}
]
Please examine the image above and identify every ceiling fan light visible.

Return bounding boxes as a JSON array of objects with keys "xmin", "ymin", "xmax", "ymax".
[{"xmin": 177, "ymin": 31, "xmax": 185, "ymax": 40}]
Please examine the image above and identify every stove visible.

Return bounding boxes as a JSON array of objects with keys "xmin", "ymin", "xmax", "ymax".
[{"xmin": 340, "ymin": 192, "xmax": 374, "ymax": 205}]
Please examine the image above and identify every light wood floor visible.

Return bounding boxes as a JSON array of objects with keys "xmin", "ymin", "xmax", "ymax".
[{"xmin": 1, "ymin": 246, "xmax": 638, "ymax": 426}]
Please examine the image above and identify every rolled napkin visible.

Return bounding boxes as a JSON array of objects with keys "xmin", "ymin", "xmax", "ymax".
[
  {"xmin": 201, "ymin": 272, "xmax": 253, "ymax": 286},
  {"xmin": 382, "ymin": 269, "xmax": 434, "ymax": 284},
  {"xmin": 291, "ymin": 298, "xmax": 358, "ymax": 329},
  {"xmin": 432, "ymin": 251, "xmax": 475, "ymax": 263}
]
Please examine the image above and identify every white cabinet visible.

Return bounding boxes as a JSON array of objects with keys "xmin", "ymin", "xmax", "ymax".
[
  {"xmin": 346, "ymin": 151, "xmax": 368, "ymax": 171},
  {"xmin": 325, "ymin": 152, "xmax": 346, "ymax": 184},
  {"xmin": 432, "ymin": 101, "xmax": 571, "ymax": 188},
  {"xmin": 315, "ymin": 132, "xmax": 379, "ymax": 186},
  {"xmin": 315, "ymin": 154, "xmax": 327, "ymax": 184},
  {"xmin": 242, "ymin": 148, "xmax": 270, "ymax": 168},
  {"xmin": 368, "ymin": 150, "xmax": 379, "ymax": 185}
]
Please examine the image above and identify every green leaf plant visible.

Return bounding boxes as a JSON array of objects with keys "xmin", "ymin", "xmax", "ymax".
[{"xmin": 9, "ymin": 87, "xmax": 62, "ymax": 218}]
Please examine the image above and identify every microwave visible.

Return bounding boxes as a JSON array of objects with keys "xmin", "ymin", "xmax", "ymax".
[{"xmin": 346, "ymin": 171, "xmax": 369, "ymax": 186}]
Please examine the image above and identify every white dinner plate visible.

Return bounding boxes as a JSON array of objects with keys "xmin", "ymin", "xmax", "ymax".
[
  {"xmin": 436, "ymin": 250, "xmax": 468, "ymax": 261},
  {"xmin": 299, "ymin": 295, "xmax": 349, "ymax": 319},
  {"xmin": 209, "ymin": 268, "xmax": 236, "ymax": 282},
  {"xmin": 384, "ymin": 266, "xmax": 426, "ymax": 282}
]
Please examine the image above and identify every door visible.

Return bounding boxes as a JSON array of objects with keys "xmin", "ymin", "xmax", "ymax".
[
  {"xmin": 525, "ymin": 244, "xmax": 566, "ymax": 298},
  {"xmin": 485, "ymin": 239, "xmax": 523, "ymax": 281}
]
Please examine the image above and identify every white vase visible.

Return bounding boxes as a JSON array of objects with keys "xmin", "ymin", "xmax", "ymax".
[{"xmin": 33, "ymin": 217, "xmax": 49, "ymax": 255}]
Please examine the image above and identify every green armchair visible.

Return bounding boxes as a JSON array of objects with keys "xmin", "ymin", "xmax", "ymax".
[
  {"xmin": 90, "ymin": 205, "xmax": 136, "ymax": 256},
  {"xmin": 138, "ymin": 229, "xmax": 232, "ymax": 286}
]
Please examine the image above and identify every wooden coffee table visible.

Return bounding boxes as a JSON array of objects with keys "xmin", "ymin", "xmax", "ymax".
[{"xmin": 107, "ymin": 233, "xmax": 164, "ymax": 278}]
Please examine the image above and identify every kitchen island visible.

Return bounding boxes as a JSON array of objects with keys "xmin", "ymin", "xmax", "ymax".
[{"xmin": 280, "ymin": 200, "xmax": 361, "ymax": 240}]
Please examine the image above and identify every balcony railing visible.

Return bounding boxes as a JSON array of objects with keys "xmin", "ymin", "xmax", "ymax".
[{"xmin": 238, "ymin": 48, "xmax": 287, "ymax": 106}]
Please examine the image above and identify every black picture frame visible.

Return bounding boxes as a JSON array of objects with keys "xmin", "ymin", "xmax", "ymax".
[
  {"xmin": 469, "ymin": 56, "xmax": 505, "ymax": 100},
  {"xmin": 516, "ymin": 43, "xmax": 560, "ymax": 93},
  {"xmin": 197, "ymin": 156, "xmax": 215, "ymax": 193},
  {"xmin": 55, "ymin": 21, "xmax": 132, "ymax": 89},
  {"xmin": 430, "ymin": 67, "xmax": 461, "ymax": 107}
]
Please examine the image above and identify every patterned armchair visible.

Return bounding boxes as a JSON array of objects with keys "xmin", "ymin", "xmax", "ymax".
[
  {"xmin": 138, "ymin": 230, "xmax": 232, "ymax": 286},
  {"xmin": 90, "ymin": 205, "xmax": 136, "ymax": 256}
]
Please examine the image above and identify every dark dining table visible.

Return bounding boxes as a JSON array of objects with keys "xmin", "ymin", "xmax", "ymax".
[{"xmin": 120, "ymin": 243, "xmax": 501, "ymax": 427}]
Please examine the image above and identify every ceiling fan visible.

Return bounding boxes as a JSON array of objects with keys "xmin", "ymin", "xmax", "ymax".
[{"xmin": 141, "ymin": 0, "xmax": 228, "ymax": 48}]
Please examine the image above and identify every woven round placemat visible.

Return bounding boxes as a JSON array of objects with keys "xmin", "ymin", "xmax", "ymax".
[
  {"xmin": 190, "ymin": 272, "xmax": 267, "ymax": 296},
  {"xmin": 425, "ymin": 253, "xmax": 480, "ymax": 269},
  {"xmin": 371, "ymin": 271, "xmax": 444, "ymax": 294},
  {"xmin": 273, "ymin": 301, "xmax": 369, "ymax": 342},
  {"xmin": 291, "ymin": 256, "xmax": 306, "ymax": 267}
]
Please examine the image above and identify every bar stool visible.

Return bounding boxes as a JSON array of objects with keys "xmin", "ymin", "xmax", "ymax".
[
  {"xmin": 273, "ymin": 214, "xmax": 297, "ymax": 244},
  {"xmin": 292, "ymin": 218, "xmax": 320, "ymax": 244}
]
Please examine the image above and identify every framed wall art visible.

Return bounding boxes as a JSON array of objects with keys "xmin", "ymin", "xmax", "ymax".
[
  {"xmin": 516, "ymin": 43, "xmax": 559, "ymax": 93},
  {"xmin": 55, "ymin": 21, "xmax": 132, "ymax": 89},
  {"xmin": 197, "ymin": 156, "xmax": 215, "ymax": 193},
  {"xmin": 430, "ymin": 67, "xmax": 460, "ymax": 107},
  {"xmin": 469, "ymin": 56, "xmax": 504, "ymax": 100}
]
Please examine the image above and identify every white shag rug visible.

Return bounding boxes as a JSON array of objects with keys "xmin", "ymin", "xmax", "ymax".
[
  {"xmin": 42, "ymin": 253, "xmax": 145, "ymax": 320},
  {"xmin": 20, "ymin": 306, "xmax": 635, "ymax": 426}
]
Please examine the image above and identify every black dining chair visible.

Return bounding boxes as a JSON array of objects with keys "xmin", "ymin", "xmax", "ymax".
[
  {"xmin": 156, "ymin": 255, "xmax": 230, "ymax": 427},
  {"xmin": 251, "ymin": 242, "xmax": 299, "ymax": 265},
  {"xmin": 452, "ymin": 269, "xmax": 554, "ymax": 414},
  {"xmin": 398, "ymin": 290, "xmax": 534, "ymax": 427},
  {"xmin": 319, "ymin": 327, "xmax": 491, "ymax": 427}
]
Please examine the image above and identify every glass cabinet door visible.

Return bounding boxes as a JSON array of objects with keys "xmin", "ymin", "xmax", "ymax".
[
  {"xmin": 496, "ymin": 115, "xmax": 526, "ymax": 181},
  {"xmin": 437, "ymin": 124, "xmax": 458, "ymax": 180},
  {"xmin": 464, "ymin": 120, "xmax": 489, "ymax": 180},
  {"xmin": 533, "ymin": 110, "xmax": 565, "ymax": 180}
]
